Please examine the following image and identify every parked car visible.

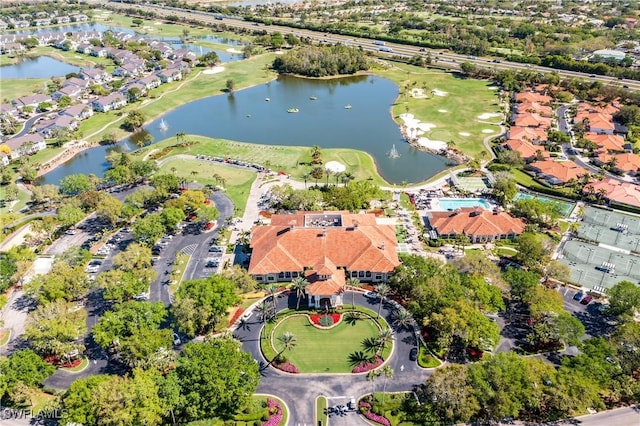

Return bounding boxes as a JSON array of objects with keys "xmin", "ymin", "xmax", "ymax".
[
  {"xmin": 241, "ymin": 311, "xmax": 253, "ymax": 321},
  {"xmin": 173, "ymin": 333, "xmax": 182, "ymax": 346},
  {"xmin": 85, "ymin": 260, "xmax": 102, "ymax": 273},
  {"xmin": 573, "ymin": 291, "xmax": 584, "ymax": 301},
  {"xmin": 363, "ymin": 291, "xmax": 379, "ymax": 300},
  {"xmin": 65, "ymin": 229, "xmax": 77, "ymax": 235},
  {"xmin": 581, "ymin": 295, "xmax": 593, "ymax": 305},
  {"xmin": 409, "ymin": 347, "xmax": 418, "ymax": 361}
]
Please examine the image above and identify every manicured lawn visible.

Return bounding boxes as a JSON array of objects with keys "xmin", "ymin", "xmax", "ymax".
[
  {"xmin": 169, "ymin": 253, "xmax": 191, "ymax": 295},
  {"xmin": 417, "ymin": 347, "xmax": 441, "ymax": 368},
  {"xmin": 495, "ymin": 246, "xmax": 518, "ymax": 257},
  {"xmin": 142, "ymin": 136, "xmax": 388, "ymax": 186},
  {"xmin": 0, "ymin": 78, "xmax": 48, "ymax": 102},
  {"xmin": 60, "ymin": 356, "xmax": 89, "ymax": 373},
  {"xmin": 316, "ymin": 395, "xmax": 328, "ymax": 426},
  {"xmin": 269, "ymin": 314, "xmax": 381, "ymax": 373},
  {"xmin": 511, "ymin": 168, "xmax": 576, "ymax": 198},
  {"xmin": 377, "ymin": 62, "xmax": 503, "ymax": 159},
  {"xmin": 0, "ymin": 329, "xmax": 11, "ymax": 347},
  {"xmin": 32, "ymin": 46, "xmax": 115, "ymax": 71},
  {"xmin": 31, "ymin": 390, "xmax": 55, "ymax": 415},
  {"xmin": 157, "ymin": 158, "xmax": 256, "ymax": 217}
]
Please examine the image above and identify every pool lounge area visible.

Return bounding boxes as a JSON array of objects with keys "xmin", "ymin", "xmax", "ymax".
[{"xmin": 434, "ymin": 198, "xmax": 494, "ymax": 211}]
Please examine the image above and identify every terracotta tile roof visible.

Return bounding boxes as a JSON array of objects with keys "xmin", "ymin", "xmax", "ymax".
[
  {"xmin": 428, "ymin": 208, "xmax": 526, "ymax": 238},
  {"xmin": 574, "ymin": 112, "xmax": 615, "ymax": 131},
  {"xmin": 584, "ymin": 178, "xmax": 640, "ymax": 208},
  {"xmin": 515, "ymin": 102, "xmax": 554, "ymax": 117},
  {"xmin": 508, "ymin": 126, "xmax": 548, "ymax": 142},
  {"xmin": 504, "ymin": 139, "xmax": 547, "ymax": 159},
  {"xmin": 584, "ymin": 132, "xmax": 626, "ymax": 152},
  {"xmin": 248, "ymin": 212, "xmax": 400, "ymax": 276},
  {"xmin": 514, "ymin": 113, "xmax": 552, "ymax": 128},
  {"xmin": 577, "ymin": 102, "xmax": 621, "ymax": 115},
  {"xmin": 305, "ymin": 268, "xmax": 345, "ymax": 296},
  {"xmin": 515, "ymin": 92, "xmax": 552, "ymax": 104},
  {"xmin": 528, "ymin": 160, "xmax": 588, "ymax": 183},
  {"xmin": 610, "ymin": 153, "xmax": 640, "ymax": 172}
]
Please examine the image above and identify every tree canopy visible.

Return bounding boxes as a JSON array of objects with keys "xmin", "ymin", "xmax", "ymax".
[{"xmin": 273, "ymin": 45, "xmax": 369, "ymax": 77}]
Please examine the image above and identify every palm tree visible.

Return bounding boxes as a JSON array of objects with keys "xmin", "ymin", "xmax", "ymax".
[
  {"xmin": 341, "ymin": 172, "xmax": 354, "ymax": 186},
  {"xmin": 277, "ymin": 332, "xmax": 297, "ymax": 357},
  {"xmin": 291, "ymin": 276, "xmax": 309, "ymax": 310},
  {"xmin": 302, "ymin": 173, "xmax": 309, "ymax": 190},
  {"xmin": 346, "ymin": 277, "xmax": 361, "ymax": 309},
  {"xmin": 381, "ymin": 365, "xmax": 394, "ymax": 404},
  {"xmin": 375, "ymin": 283, "xmax": 390, "ymax": 319},
  {"xmin": 366, "ymin": 369, "xmax": 380, "ymax": 394},
  {"xmin": 348, "ymin": 351, "xmax": 372, "ymax": 367},
  {"xmin": 392, "ymin": 308, "xmax": 413, "ymax": 331},
  {"xmin": 310, "ymin": 145, "xmax": 322, "ymax": 165},
  {"xmin": 361, "ymin": 337, "xmax": 380, "ymax": 355},
  {"xmin": 266, "ymin": 284, "xmax": 278, "ymax": 314},
  {"xmin": 170, "ymin": 167, "xmax": 177, "ymax": 176},
  {"xmin": 377, "ymin": 328, "xmax": 393, "ymax": 355},
  {"xmin": 256, "ymin": 300, "xmax": 271, "ymax": 323}
]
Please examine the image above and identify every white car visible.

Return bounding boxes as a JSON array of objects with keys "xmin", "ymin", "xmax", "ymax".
[
  {"xmin": 85, "ymin": 261, "xmax": 102, "ymax": 273},
  {"xmin": 363, "ymin": 291, "xmax": 379, "ymax": 300},
  {"xmin": 241, "ymin": 311, "xmax": 253, "ymax": 321},
  {"xmin": 173, "ymin": 333, "xmax": 181, "ymax": 346}
]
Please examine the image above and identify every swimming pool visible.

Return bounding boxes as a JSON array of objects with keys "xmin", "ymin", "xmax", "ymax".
[
  {"xmin": 437, "ymin": 198, "xmax": 493, "ymax": 211},
  {"xmin": 513, "ymin": 192, "xmax": 575, "ymax": 217}
]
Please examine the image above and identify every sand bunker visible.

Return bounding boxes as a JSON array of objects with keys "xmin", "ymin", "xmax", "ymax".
[
  {"xmin": 417, "ymin": 138, "xmax": 447, "ymax": 151},
  {"xmin": 482, "ymin": 129, "xmax": 495, "ymax": 134},
  {"xmin": 325, "ymin": 161, "xmax": 346, "ymax": 173},
  {"xmin": 432, "ymin": 89, "xmax": 448, "ymax": 97},
  {"xmin": 477, "ymin": 112, "xmax": 502, "ymax": 120},
  {"xmin": 459, "ymin": 132, "xmax": 471, "ymax": 137},
  {"xmin": 154, "ymin": 22, "xmax": 162, "ymax": 25},
  {"xmin": 410, "ymin": 88, "xmax": 428, "ymax": 99},
  {"xmin": 226, "ymin": 48, "xmax": 243, "ymax": 54},
  {"xmin": 487, "ymin": 86, "xmax": 499, "ymax": 90},
  {"xmin": 437, "ymin": 109, "xmax": 448, "ymax": 113},
  {"xmin": 202, "ymin": 66, "xmax": 225, "ymax": 74}
]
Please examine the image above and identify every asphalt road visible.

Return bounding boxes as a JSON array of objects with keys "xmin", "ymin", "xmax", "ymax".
[{"xmin": 233, "ymin": 292, "xmax": 430, "ymax": 425}]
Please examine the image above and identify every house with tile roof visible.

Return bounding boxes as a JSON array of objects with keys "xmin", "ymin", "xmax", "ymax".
[
  {"xmin": 514, "ymin": 113, "xmax": 552, "ymax": 129},
  {"xmin": 583, "ymin": 179, "xmax": 640, "ymax": 210},
  {"xmin": 594, "ymin": 151, "xmax": 640, "ymax": 176},
  {"xmin": 507, "ymin": 126, "xmax": 548, "ymax": 143},
  {"xmin": 514, "ymin": 101, "xmax": 554, "ymax": 117},
  {"xmin": 248, "ymin": 211, "xmax": 400, "ymax": 308},
  {"xmin": 527, "ymin": 160, "xmax": 588, "ymax": 185},
  {"xmin": 503, "ymin": 139, "xmax": 548, "ymax": 161},
  {"xmin": 514, "ymin": 92, "xmax": 552, "ymax": 104},
  {"xmin": 583, "ymin": 132, "xmax": 626, "ymax": 153},
  {"xmin": 425, "ymin": 208, "xmax": 526, "ymax": 243},
  {"xmin": 574, "ymin": 112, "xmax": 615, "ymax": 134}
]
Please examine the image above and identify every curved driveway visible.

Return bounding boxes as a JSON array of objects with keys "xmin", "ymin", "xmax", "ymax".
[{"xmin": 233, "ymin": 292, "xmax": 435, "ymax": 425}]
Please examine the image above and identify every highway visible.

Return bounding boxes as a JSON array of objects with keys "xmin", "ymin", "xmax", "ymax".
[{"xmin": 109, "ymin": 2, "xmax": 640, "ymax": 91}]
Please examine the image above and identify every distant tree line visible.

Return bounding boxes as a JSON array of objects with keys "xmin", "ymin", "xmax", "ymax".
[{"xmin": 273, "ymin": 45, "xmax": 369, "ymax": 77}]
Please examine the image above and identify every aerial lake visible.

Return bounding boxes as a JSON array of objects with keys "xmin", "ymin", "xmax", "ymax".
[{"xmin": 40, "ymin": 75, "xmax": 449, "ymax": 185}]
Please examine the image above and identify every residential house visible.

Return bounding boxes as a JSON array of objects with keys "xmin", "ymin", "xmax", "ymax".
[
  {"xmin": 527, "ymin": 160, "xmax": 588, "ymax": 185},
  {"xmin": 514, "ymin": 91, "xmax": 553, "ymax": 104},
  {"xmin": 52, "ymin": 84, "xmax": 82, "ymax": 101},
  {"xmin": 137, "ymin": 74, "xmax": 161, "ymax": 90},
  {"xmin": 0, "ymin": 152, "xmax": 9, "ymax": 167},
  {"xmin": 3, "ymin": 133, "xmax": 46, "ymax": 159},
  {"xmin": 514, "ymin": 101, "xmax": 554, "ymax": 117},
  {"xmin": 72, "ymin": 14, "xmax": 89, "ymax": 23},
  {"xmin": 574, "ymin": 112, "xmax": 615, "ymax": 134},
  {"xmin": 248, "ymin": 212, "xmax": 400, "ymax": 305},
  {"xmin": 503, "ymin": 139, "xmax": 547, "ymax": 162},
  {"xmin": 0, "ymin": 21, "xmax": 8, "ymax": 31},
  {"xmin": 514, "ymin": 113, "xmax": 552, "ymax": 129},
  {"xmin": 0, "ymin": 103, "xmax": 18, "ymax": 118},
  {"xmin": 583, "ymin": 132, "xmax": 626, "ymax": 153},
  {"xmin": 157, "ymin": 67, "xmax": 182, "ymax": 83},
  {"xmin": 60, "ymin": 104, "xmax": 93, "ymax": 121},
  {"xmin": 508, "ymin": 126, "xmax": 548, "ymax": 144},
  {"xmin": 76, "ymin": 42, "xmax": 93, "ymax": 55},
  {"xmin": 89, "ymin": 46, "xmax": 108, "ymax": 58},
  {"xmin": 13, "ymin": 94, "xmax": 51, "ymax": 110},
  {"xmin": 91, "ymin": 93, "xmax": 127, "ymax": 112},
  {"xmin": 425, "ymin": 208, "xmax": 526, "ymax": 244},
  {"xmin": 35, "ymin": 115, "xmax": 78, "ymax": 138},
  {"xmin": 79, "ymin": 68, "xmax": 110, "ymax": 83},
  {"xmin": 1, "ymin": 42, "xmax": 25, "ymax": 55},
  {"xmin": 594, "ymin": 152, "xmax": 640, "ymax": 176},
  {"xmin": 584, "ymin": 178, "xmax": 640, "ymax": 210},
  {"xmin": 64, "ymin": 77, "xmax": 90, "ymax": 90},
  {"xmin": 113, "ymin": 62, "xmax": 145, "ymax": 78}
]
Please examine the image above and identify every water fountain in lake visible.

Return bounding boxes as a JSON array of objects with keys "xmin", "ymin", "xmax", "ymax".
[
  {"xmin": 159, "ymin": 119, "xmax": 169, "ymax": 132},
  {"xmin": 388, "ymin": 144, "xmax": 400, "ymax": 158}
]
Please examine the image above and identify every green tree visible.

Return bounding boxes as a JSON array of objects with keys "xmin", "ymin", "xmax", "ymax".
[
  {"xmin": 492, "ymin": 171, "xmax": 518, "ymax": 205},
  {"xmin": 95, "ymin": 194, "xmax": 123, "ymax": 226},
  {"xmin": 514, "ymin": 232, "xmax": 550, "ymax": 270},
  {"xmin": 56, "ymin": 204, "xmax": 85, "ymax": 228},
  {"xmin": 171, "ymin": 276, "xmax": 240, "ymax": 337},
  {"xmin": 24, "ymin": 261, "xmax": 90, "ymax": 304},
  {"xmin": 123, "ymin": 110, "xmax": 146, "ymax": 132},
  {"xmin": 347, "ymin": 277, "xmax": 362, "ymax": 309},
  {"xmin": 160, "ymin": 207, "xmax": 186, "ymax": 231},
  {"xmin": 0, "ymin": 349, "xmax": 55, "ymax": 400},
  {"xmin": 133, "ymin": 213, "xmax": 166, "ymax": 246},
  {"xmin": 175, "ymin": 339, "xmax": 260, "ymax": 421},
  {"xmin": 607, "ymin": 280, "xmax": 640, "ymax": 318},
  {"xmin": 92, "ymin": 301, "xmax": 167, "ymax": 350},
  {"xmin": 504, "ymin": 267, "xmax": 541, "ymax": 302},
  {"xmin": 426, "ymin": 364, "xmax": 479, "ymax": 424},
  {"xmin": 59, "ymin": 173, "xmax": 94, "ymax": 195},
  {"xmin": 225, "ymin": 79, "xmax": 235, "ymax": 93},
  {"xmin": 375, "ymin": 283, "xmax": 390, "ymax": 319},
  {"xmin": 24, "ymin": 300, "xmax": 87, "ymax": 358}
]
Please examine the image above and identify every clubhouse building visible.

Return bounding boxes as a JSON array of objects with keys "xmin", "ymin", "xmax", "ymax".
[{"xmin": 248, "ymin": 211, "xmax": 400, "ymax": 309}]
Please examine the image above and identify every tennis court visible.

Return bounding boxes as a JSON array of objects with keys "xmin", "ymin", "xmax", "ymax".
[
  {"xmin": 576, "ymin": 207, "xmax": 640, "ymax": 253},
  {"xmin": 513, "ymin": 192, "xmax": 575, "ymax": 218},
  {"xmin": 559, "ymin": 240, "xmax": 639, "ymax": 293},
  {"xmin": 451, "ymin": 175, "xmax": 491, "ymax": 193}
]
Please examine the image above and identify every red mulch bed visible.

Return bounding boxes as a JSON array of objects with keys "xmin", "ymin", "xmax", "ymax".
[
  {"xmin": 309, "ymin": 313, "xmax": 341, "ymax": 326},
  {"xmin": 228, "ymin": 308, "xmax": 244, "ymax": 327},
  {"xmin": 367, "ymin": 209, "xmax": 385, "ymax": 217},
  {"xmin": 59, "ymin": 358, "xmax": 82, "ymax": 368},
  {"xmin": 259, "ymin": 210, "xmax": 273, "ymax": 218}
]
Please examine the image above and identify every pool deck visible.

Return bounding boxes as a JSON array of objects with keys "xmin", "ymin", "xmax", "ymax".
[{"xmin": 430, "ymin": 197, "xmax": 495, "ymax": 212}]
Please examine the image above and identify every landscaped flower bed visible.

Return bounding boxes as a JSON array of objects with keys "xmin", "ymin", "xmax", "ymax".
[
  {"xmin": 309, "ymin": 313, "xmax": 341, "ymax": 327},
  {"xmin": 358, "ymin": 399, "xmax": 391, "ymax": 426},
  {"xmin": 263, "ymin": 398, "xmax": 283, "ymax": 426},
  {"xmin": 274, "ymin": 360, "xmax": 299, "ymax": 374},
  {"xmin": 352, "ymin": 355, "xmax": 383, "ymax": 373}
]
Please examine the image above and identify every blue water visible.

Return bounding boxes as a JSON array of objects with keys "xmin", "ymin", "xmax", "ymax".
[
  {"xmin": 0, "ymin": 56, "xmax": 80, "ymax": 79},
  {"xmin": 513, "ymin": 192, "xmax": 574, "ymax": 217},
  {"xmin": 438, "ymin": 198, "xmax": 492, "ymax": 211}
]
